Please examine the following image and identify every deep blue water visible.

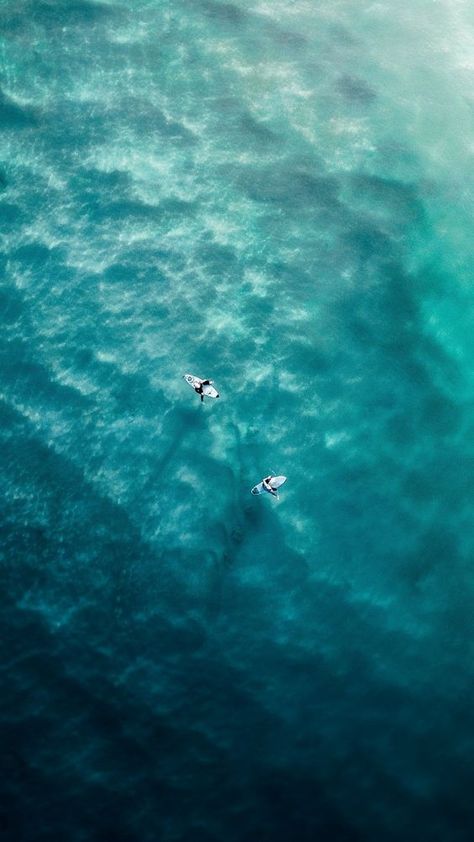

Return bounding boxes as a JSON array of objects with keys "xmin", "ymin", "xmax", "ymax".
[{"xmin": 2, "ymin": 1, "xmax": 474, "ymax": 840}]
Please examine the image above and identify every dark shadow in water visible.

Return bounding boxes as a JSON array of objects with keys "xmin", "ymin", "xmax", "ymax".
[
  {"xmin": 349, "ymin": 173, "xmax": 425, "ymax": 225},
  {"xmin": 0, "ymin": 90, "xmax": 38, "ymax": 129},
  {"xmin": 199, "ymin": 0, "xmax": 246, "ymax": 25},
  {"xmin": 3, "ymin": 387, "xmax": 474, "ymax": 842},
  {"xmin": 31, "ymin": 0, "xmax": 118, "ymax": 27},
  {"xmin": 0, "ymin": 202, "xmax": 23, "ymax": 228},
  {"xmin": 336, "ymin": 74, "xmax": 376, "ymax": 105},
  {"xmin": 239, "ymin": 112, "xmax": 277, "ymax": 145},
  {"xmin": 398, "ymin": 525, "xmax": 460, "ymax": 590},
  {"xmin": 73, "ymin": 164, "xmax": 196, "ymax": 231},
  {"xmin": 0, "ymin": 284, "xmax": 26, "ymax": 326}
]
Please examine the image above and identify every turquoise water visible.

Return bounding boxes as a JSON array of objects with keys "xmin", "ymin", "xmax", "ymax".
[{"xmin": 2, "ymin": 1, "xmax": 474, "ymax": 839}]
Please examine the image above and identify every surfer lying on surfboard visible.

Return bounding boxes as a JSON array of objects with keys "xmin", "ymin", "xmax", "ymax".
[
  {"xmin": 251, "ymin": 475, "xmax": 287, "ymax": 497},
  {"xmin": 262, "ymin": 476, "xmax": 278, "ymax": 497},
  {"xmin": 183, "ymin": 374, "xmax": 220, "ymax": 401},
  {"xmin": 195, "ymin": 379, "xmax": 212, "ymax": 401}
]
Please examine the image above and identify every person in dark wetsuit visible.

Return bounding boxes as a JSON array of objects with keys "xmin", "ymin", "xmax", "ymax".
[
  {"xmin": 262, "ymin": 476, "xmax": 277, "ymax": 496},
  {"xmin": 195, "ymin": 379, "xmax": 212, "ymax": 402}
]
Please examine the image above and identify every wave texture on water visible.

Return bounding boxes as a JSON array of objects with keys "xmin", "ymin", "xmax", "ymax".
[{"xmin": 1, "ymin": 1, "xmax": 474, "ymax": 840}]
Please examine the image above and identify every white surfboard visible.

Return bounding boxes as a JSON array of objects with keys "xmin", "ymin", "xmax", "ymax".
[
  {"xmin": 183, "ymin": 373, "xmax": 219, "ymax": 399},
  {"xmin": 251, "ymin": 475, "xmax": 287, "ymax": 496}
]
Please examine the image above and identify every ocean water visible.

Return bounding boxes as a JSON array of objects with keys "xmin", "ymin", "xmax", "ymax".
[{"xmin": 1, "ymin": 1, "xmax": 474, "ymax": 839}]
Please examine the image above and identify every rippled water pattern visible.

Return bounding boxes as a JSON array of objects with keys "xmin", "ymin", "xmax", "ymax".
[{"xmin": 2, "ymin": 1, "xmax": 474, "ymax": 840}]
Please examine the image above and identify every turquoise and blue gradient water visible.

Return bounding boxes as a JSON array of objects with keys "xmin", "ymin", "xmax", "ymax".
[{"xmin": 2, "ymin": 1, "xmax": 474, "ymax": 839}]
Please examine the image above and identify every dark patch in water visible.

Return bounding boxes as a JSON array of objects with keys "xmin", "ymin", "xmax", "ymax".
[
  {"xmin": 160, "ymin": 196, "xmax": 197, "ymax": 216},
  {"xmin": 271, "ymin": 28, "xmax": 307, "ymax": 51},
  {"xmin": 256, "ymin": 767, "xmax": 363, "ymax": 842},
  {"xmin": 0, "ymin": 90, "xmax": 38, "ymax": 128},
  {"xmin": 337, "ymin": 74, "xmax": 376, "ymax": 104},
  {"xmin": 419, "ymin": 391, "xmax": 459, "ymax": 436},
  {"xmin": 0, "ymin": 285, "xmax": 25, "ymax": 325},
  {"xmin": 98, "ymin": 199, "xmax": 162, "ymax": 221},
  {"xmin": 33, "ymin": 0, "xmax": 117, "ymax": 26},
  {"xmin": 149, "ymin": 107, "xmax": 197, "ymax": 145},
  {"xmin": 200, "ymin": 0, "xmax": 246, "ymax": 25},
  {"xmin": 76, "ymin": 167, "xmax": 131, "ymax": 193},
  {"xmin": 401, "ymin": 526, "xmax": 460, "ymax": 589},
  {"xmin": 198, "ymin": 241, "xmax": 238, "ymax": 275},
  {"xmin": 10, "ymin": 241, "xmax": 58, "ymax": 264},
  {"xmin": 328, "ymin": 23, "xmax": 357, "ymax": 47},
  {"xmin": 350, "ymin": 173, "xmax": 425, "ymax": 225},
  {"xmin": 235, "ymin": 163, "xmax": 341, "ymax": 213},
  {"xmin": 0, "ymin": 202, "xmax": 23, "ymax": 226},
  {"xmin": 239, "ymin": 112, "xmax": 276, "ymax": 144}
]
